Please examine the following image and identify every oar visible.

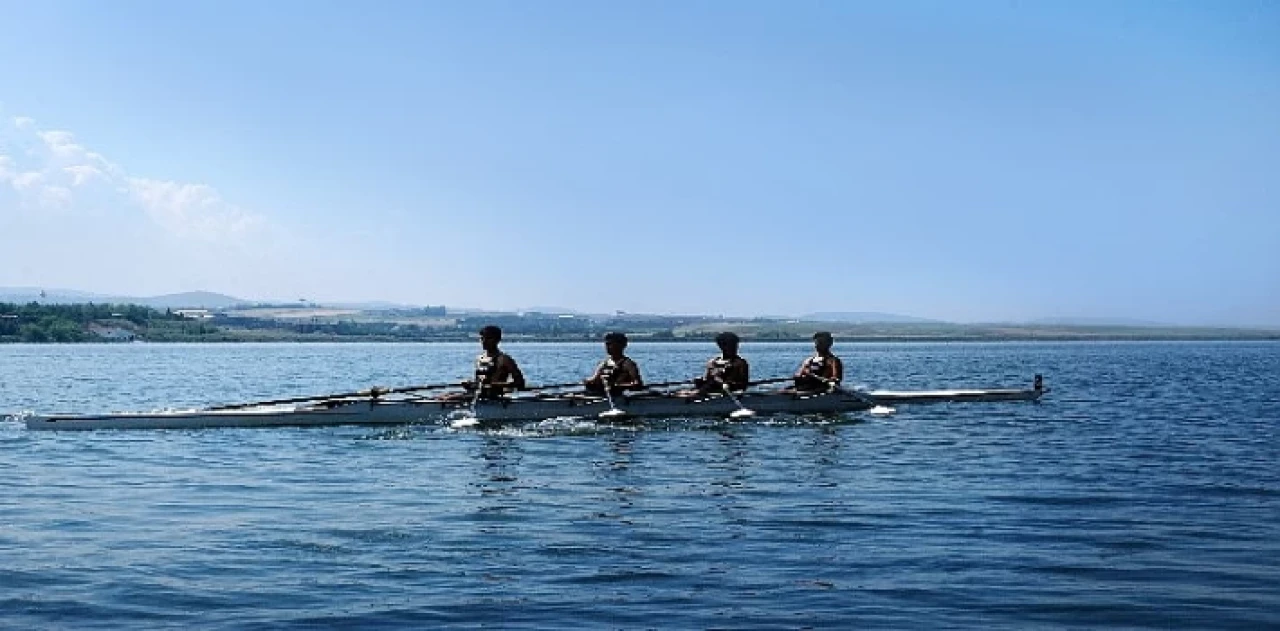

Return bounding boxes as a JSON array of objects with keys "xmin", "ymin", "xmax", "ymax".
[
  {"xmin": 598, "ymin": 383, "xmax": 628, "ymax": 420},
  {"xmin": 744, "ymin": 377, "xmax": 793, "ymax": 389},
  {"xmin": 721, "ymin": 383, "xmax": 756, "ymax": 419},
  {"xmin": 466, "ymin": 375, "xmax": 487, "ymax": 417},
  {"xmin": 807, "ymin": 376, "xmax": 895, "ymax": 415},
  {"xmin": 520, "ymin": 376, "xmax": 793, "ymax": 394},
  {"xmin": 207, "ymin": 381, "xmax": 462, "ymax": 411},
  {"xmin": 449, "ymin": 376, "xmax": 487, "ymax": 429},
  {"xmin": 517, "ymin": 378, "xmax": 690, "ymax": 393},
  {"xmin": 861, "ymin": 391, "xmax": 896, "ymax": 416}
]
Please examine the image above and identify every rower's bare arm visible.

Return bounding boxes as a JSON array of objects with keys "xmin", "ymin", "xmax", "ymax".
[
  {"xmin": 508, "ymin": 359, "xmax": 527, "ymax": 390},
  {"xmin": 693, "ymin": 362, "xmax": 713, "ymax": 387},
  {"xmin": 620, "ymin": 362, "xmax": 644, "ymax": 389}
]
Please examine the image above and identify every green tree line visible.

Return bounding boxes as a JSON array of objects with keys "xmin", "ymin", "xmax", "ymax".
[{"xmin": 0, "ymin": 302, "xmax": 173, "ymax": 342}]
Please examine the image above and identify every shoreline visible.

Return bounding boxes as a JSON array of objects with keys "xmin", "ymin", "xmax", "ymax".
[
  {"xmin": 6, "ymin": 303, "xmax": 1276, "ymax": 344},
  {"xmin": 3, "ymin": 334, "xmax": 1278, "ymax": 345}
]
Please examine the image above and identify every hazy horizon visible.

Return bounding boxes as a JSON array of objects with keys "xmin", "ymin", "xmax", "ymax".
[
  {"xmin": 2, "ymin": 2, "xmax": 1277, "ymax": 326},
  {"xmin": 4, "ymin": 285, "xmax": 1279, "ymax": 329}
]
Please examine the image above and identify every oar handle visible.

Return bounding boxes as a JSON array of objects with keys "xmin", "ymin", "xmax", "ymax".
[
  {"xmin": 522, "ymin": 377, "xmax": 693, "ymax": 392},
  {"xmin": 801, "ymin": 373, "xmax": 843, "ymax": 389},
  {"xmin": 693, "ymin": 376, "xmax": 793, "ymax": 391},
  {"xmin": 746, "ymin": 377, "xmax": 794, "ymax": 387},
  {"xmin": 525, "ymin": 376, "xmax": 794, "ymax": 393}
]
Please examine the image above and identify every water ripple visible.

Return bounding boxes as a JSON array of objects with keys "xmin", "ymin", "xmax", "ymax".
[{"xmin": 1, "ymin": 341, "xmax": 1278, "ymax": 628}]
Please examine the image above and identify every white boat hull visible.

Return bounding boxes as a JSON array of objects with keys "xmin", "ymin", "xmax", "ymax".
[
  {"xmin": 21, "ymin": 384, "xmax": 1045, "ymax": 431},
  {"xmin": 868, "ymin": 387, "xmax": 1047, "ymax": 404},
  {"xmin": 23, "ymin": 390, "xmax": 871, "ymax": 431}
]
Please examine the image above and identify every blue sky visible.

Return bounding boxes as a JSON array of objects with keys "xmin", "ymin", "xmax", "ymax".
[{"xmin": 1, "ymin": 1, "xmax": 1276, "ymax": 325}]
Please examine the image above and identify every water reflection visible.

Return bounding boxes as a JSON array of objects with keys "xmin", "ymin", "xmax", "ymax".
[
  {"xmin": 596, "ymin": 432, "xmax": 639, "ymax": 524},
  {"xmin": 470, "ymin": 435, "xmax": 523, "ymax": 531},
  {"xmin": 810, "ymin": 425, "xmax": 844, "ymax": 468},
  {"xmin": 709, "ymin": 426, "xmax": 750, "ymax": 513},
  {"xmin": 608, "ymin": 432, "xmax": 635, "ymax": 473}
]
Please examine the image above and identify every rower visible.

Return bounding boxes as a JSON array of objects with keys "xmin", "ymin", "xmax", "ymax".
[
  {"xmin": 584, "ymin": 332, "xmax": 644, "ymax": 395},
  {"xmin": 693, "ymin": 331, "xmax": 750, "ymax": 394},
  {"xmin": 794, "ymin": 331, "xmax": 843, "ymax": 392},
  {"xmin": 460, "ymin": 325, "xmax": 526, "ymax": 399}
]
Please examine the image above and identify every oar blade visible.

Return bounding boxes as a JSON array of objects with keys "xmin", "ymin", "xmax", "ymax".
[{"xmin": 450, "ymin": 417, "xmax": 479, "ymax": 428}]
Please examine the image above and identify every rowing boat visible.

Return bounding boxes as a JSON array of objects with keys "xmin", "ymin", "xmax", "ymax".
[
  {"xmin": 20, "ymin": 390, "xmax": 869, "ymax": 431},
  {"xmin": 19, "ymin": 378, "xmax": 1046, "ymax": 431}
]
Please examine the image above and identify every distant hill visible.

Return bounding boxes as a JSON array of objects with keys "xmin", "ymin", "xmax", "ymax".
[
  {"xmin": 0, "ymin": 287, "xmax": 249, "ymax": 309},
  {"xmin": 135, "ymin": 292, "xmax": 249, "ymax": 309},
  {"xmin": 801, "ymin": 311, "xmax": 943, "ymax": 324}
]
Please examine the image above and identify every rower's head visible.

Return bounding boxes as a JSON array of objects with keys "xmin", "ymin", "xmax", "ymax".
[
  {"xmin": 604, "ymin": 331, "xmax": 628, "ymax": 357},
  {"xmin": 715, "ymin": 331, "xmax": 740, "ymax": 355},
  {"xmin": 479, "ymin": 325, "xmax": 502, "ymax": 351},
  {"xmin": 813, "ymin": 331, "xmax": 834, "ymax": 353}
]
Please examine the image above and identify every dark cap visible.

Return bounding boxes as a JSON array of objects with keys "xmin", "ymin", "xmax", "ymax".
[
  {"xmin": 604, "ymin": 331, "xmax": 628, "ymax": 345},
  {"xmin": 479, "ymin": 325, "xmax": 502, "ymax": 340},
  {"xmin": 813, "ymin": 331, "xmax": 833, "ymax": 341}
]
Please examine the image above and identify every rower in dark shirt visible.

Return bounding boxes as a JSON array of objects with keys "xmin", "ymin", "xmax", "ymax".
[
  {"xmin": 460, "ymin": 325, "xmax": 526, "ymax": 399},
  {"xmin": 693, "ymin": 331, "xmax": 750, "ymax": 394},
  {"xmin": 794, "ymin": 331, "xmax": 843, "ymax": 392},
  {"xmin": 584, "ymin": 331, "xmax": 644, "ymax": 395}
]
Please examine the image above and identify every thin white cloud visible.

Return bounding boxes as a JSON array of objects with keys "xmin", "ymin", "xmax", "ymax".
[
  {"xmin": 62, "ymin": 164, "xmax": 104, "ymax": 186},
  {"xmin": 1, "ymin": 115, "xmax": 264, "ymax": 241},
  {"xmin": 37, "ymin": 185, "xmax": 73, "ymax": 208},
  {"xmin": 38, "ymin": 130, "xmax": 78, "ymax": 151},
  {"xmin": 11, "ymin": 170, "xmax": 43, "ymax": 192},
  {"xmin": 127, "ymin": 177, "xmax": 262, "ymax": 239}
]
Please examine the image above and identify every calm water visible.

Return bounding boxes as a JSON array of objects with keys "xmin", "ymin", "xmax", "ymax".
[{"xmin": 2, "ymin": 341, "xmax": 1278, "ymax": 629}]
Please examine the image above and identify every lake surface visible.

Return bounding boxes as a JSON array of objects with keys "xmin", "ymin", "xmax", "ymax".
[{"xmin": 2, "ymin": 341, "xmax": 1278, "ymax": 629}]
